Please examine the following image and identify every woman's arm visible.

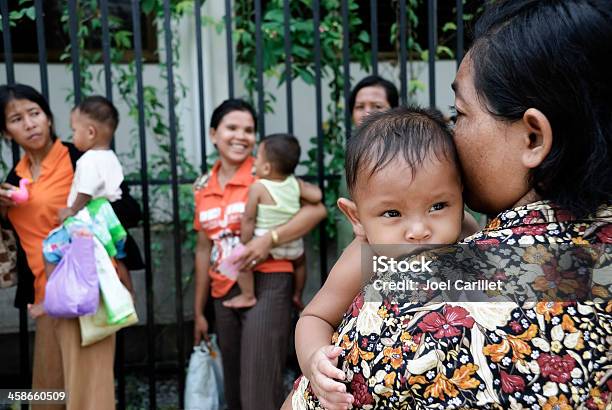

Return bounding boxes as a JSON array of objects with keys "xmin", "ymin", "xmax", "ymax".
[
  {"xmin": 193, "ymin": 231, "xmax": 212, "ymax": 345},
  {"xmin": 237, "ymin": 200, "xmax": 327, "ymax": 270}
]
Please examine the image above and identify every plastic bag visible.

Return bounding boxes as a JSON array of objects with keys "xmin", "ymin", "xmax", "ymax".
[
  {"xmin": 79, "ymin": 298, "xmax": 138, "ymax": 346},
  {"xmin": 92, "ymin": 236, "xmax": 134, "ymax": 324},
  {"xmin": 184, "ymin": 335, "xmax": 225, "ymax": 410},
  {"xmin": 43, "ymin": 235, "xmax": 99, "ymax": 317},
  {"xmin": 217, "ymin": 243, "xmax": 245, "ymax": 281}
]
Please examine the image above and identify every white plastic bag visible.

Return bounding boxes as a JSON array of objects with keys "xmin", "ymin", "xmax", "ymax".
[{"xmin": 184, "ymin": 334, "xmax": 225, "ymax": 410}]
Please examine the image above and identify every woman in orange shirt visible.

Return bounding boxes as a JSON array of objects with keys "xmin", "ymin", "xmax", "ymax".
[
  {"xmin": 0, "ymin": 84, "xmax": 141, "ymax": 410},
  {"xmin": 192, "ymin": 99, "xmax": 327, "ymax": 410}
]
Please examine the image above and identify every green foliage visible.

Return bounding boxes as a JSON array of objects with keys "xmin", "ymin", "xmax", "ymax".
[{"xmin": 231, "ymin": 0, "xmax": 371, "ymax": 239}]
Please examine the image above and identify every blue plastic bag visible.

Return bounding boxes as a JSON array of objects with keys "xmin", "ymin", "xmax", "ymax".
[
  {"xmin": 184, "ymin": 335, "xmax": 225, "ymax": 410},
  {"xmin": 43, "ymin": 235, "xmax": 99, "ymax": 318}
]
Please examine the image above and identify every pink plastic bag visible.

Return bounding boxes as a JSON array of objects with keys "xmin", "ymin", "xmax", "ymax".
[
  {"xmin": 217, "ymin": 243, "xmax": 246, "ymax": 281},
  {"xmin": 44, "ymin": 235, "xmax": 99, "ymax": 318}
]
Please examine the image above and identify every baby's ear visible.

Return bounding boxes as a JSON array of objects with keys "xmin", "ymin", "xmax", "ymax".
[{"xmin": 337, "ymin": 197, "xmax": 366, "ymax": 238}]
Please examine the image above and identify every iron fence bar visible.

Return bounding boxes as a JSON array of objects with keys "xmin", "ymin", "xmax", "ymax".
[
  {"xmin": 0, "ymin": 0, "xmax": 14, "ymax": 85},
  {"xmin": 282, "ymin": 0, "xmax": 293, "ymax": 134},
  {"xmin": 100, "ymin": 0, "xmax": 112, "ymax": 101},
  {"xmin": 67, "ymin": 0, "xmax": 81, "ymax": 105},
  {"xmin": 399, "ymin": 0, "xmax": 407, "ymax": 105},
  {"xmin": 0, "ymin": 0, "xmax": 20, "ymax": 163},
  {"xmin": 427, "ymin": 0, "xmax": 437, "ymax": 108},
  {"xmin": 130, "ymin": 1, "xmax": 156, "ymax": 408},
  {"xmin": 255, "ymin": 0, "xmax": 265, "ymax": 139},
  {"xmin": 34, "ymin": 0, "xmax": 49, "ymax": 101},
  {"xmin": 98, "ymin": 6, "xmax": 124, "ymax": 402},
  {"xmin": 312, "ymin": 0, "xmax": 328, "ymax": 283},
  {"xmin": 370, "ymin": 0, "xmax": 378, "ymax": 75},
  {"xmin": 162, "ymin": 1, "xmax": 186, "ymax": 406},
  {"xmin": 341, "ymin": 0, "xmax": 351, "ymax": 143},
  {"xmin": 224, "ymin": 0, "xmax": 235, "ymax": 98},
  {"xmin": 456, "ymin": 0, "xmax": 464, "ymax": 68},
  {"xmin": 194, "ymin": 0, "xmax": 207, "ymax": 173}
]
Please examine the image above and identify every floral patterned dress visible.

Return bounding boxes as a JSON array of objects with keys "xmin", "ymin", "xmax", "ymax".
[{"xmin": 294, "ymin": 201, "xmax": 612, "ymax": 409}]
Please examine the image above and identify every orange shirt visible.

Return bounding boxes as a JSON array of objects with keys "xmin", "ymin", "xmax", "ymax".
[
  {"xmin": 193, "ymin": 157, "xmax": 293, "ymax": 298},
  {"xmin": 7, "ymin": 139, "xmax": 74, "ymax": 304}
]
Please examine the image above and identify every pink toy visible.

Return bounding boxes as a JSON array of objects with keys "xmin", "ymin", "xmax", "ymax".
[
  {"xmin": 8, "ymin": 178, "xmax": 30, "ymax": 204},
  {"xmin": 218, "ymin": 243, "xmax": 246, "ymax": 281}
]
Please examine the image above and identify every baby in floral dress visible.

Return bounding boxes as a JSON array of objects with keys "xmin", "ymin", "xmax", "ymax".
[
  {"xmin": 291, "ymin": 107, "xmax": 612, "ymax": 409},
  {"xmin": 289, "ymin": 106, "xmax": 479, "ymax": 409}
]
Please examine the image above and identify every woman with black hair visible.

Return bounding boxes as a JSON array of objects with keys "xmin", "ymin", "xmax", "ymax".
[
  {"xmin": 0, "ymin": 84, "xmax": 143, "ymax": 409},
  {"xmin": 294, "ymin": 1, "xmax": 612, "ymax": 408},
  {"xmin": 192, "ymin": 99, "xmax": 326, "ymax": 410}
]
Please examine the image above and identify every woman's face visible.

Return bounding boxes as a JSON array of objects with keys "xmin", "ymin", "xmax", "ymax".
[
  {"xmin": 3, "ymin": 98, "xmax": 52, "ymax": 152},
  {"xmin": 452, "ymin": 56, "xmax": 531, "ymax": 215},
  {"xmin": 210, "ymin": 109, "xmax": 256, "ymax": 166},
  {"xmin": 352, "ymin": 85, "xmax": 391, "ymax": 126}
]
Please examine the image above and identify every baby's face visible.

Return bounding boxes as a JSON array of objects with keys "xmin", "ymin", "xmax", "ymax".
[{"xmin": 352, "ymin": 155, "xmax": 463, "ymax": 246}]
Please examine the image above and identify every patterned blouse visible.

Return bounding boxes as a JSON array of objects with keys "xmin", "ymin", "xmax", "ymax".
[{"xmin": 294, "ymin": 201, "xmax": 612, "ymax": 409}]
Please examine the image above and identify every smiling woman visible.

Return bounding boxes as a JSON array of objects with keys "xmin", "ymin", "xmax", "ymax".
[{"xmin": 191, "ymin": 98, "xmax": 327, "ymax": 410}]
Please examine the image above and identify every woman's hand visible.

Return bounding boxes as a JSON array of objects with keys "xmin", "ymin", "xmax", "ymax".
[
  {"xmin": 0, "ymin": 183, "xmax": 17, "ymax": 208},
  {"xmin": 307, "ymin": 345, "xmax": 354, "ymax": 410},
  {"xmin": 236, "ymin": 232, "xmax": 273, "ymax": 271},
  {"xmin": 193, "ymin": 314, "xmax": 210, "ymax": 346}
]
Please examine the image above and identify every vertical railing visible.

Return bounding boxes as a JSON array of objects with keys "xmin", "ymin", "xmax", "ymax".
[
  {"xmin": 456, "ymin": 0, "xmax": 464, "ymax": 67},
  {"xmin": 34, "ymin": 0, "xmax": 48, "ymax": 101},
  {"xmin": 282, "ymin": 0, "xmax": 293, "ymax": 135},
  {"xmin": 312, "ymin": 0, "xmax": 328, "ymax": 282},
  {"xmin": 130, "ymin": 1, "xmax": 156, "ymax": 408},
  {"xmin": 427, "ymin": 0, "xmax": 437, "ymax": 108},
  {"xmin": 399, "ymin": 0, "xmax": 408, "ymax": 105},
  {"xmin": 224, "ymin": 0, "xmax": 235, "ymax": 98},
  {"xmin": 67, "ymin": 0, "xmax": 81, "ymax": 105},
  {"xmin": 161, "ymin": 1, "xmax": 186, "ymax": 406},
  {"xmin": 194, "ymin": 0, "xmax": 208, "ymax": 173},
  {"xmin": 254, "ymin": 0, "xmax": 266, "ymax": 139},
  {"xmin": 341, "ymin": 0, "xmax": 351, "ymax": 143},
  {"xmin": 369, "ymin": 0, "xmax": 378, "ymax": 76}
]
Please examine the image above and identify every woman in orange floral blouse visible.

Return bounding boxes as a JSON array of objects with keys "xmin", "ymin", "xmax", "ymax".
[{"xmin": 292, "ymin": 1, "xmax": 612, "ymax": 409}]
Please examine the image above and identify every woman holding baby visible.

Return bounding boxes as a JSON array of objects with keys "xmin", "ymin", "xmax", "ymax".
[
  {"xmin": 292, "ymin": 0, "xmax": 612, "ymax": 409},
  {"xmin": 191, "ymin": 98, "xmax": 326, "ymax": 410}
]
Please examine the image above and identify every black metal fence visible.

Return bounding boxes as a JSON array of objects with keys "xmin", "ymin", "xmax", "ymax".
[{"xmin": 0, "ymin": 0, "xmax": 466, "ymax": 408}]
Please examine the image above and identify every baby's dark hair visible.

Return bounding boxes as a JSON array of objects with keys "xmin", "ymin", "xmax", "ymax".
[
  {"xmin": 261, "ymin": 133, "xmax": 301, "ymax": 176},
  {"xmin": 74, "ymin": 95, "xmax": 119, "ymax": 133},
  {"xmin": 346, "ymin": 106, "xmax": 458, "ymax": 197}
]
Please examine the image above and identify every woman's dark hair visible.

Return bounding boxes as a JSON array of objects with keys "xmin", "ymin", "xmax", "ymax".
[
  {"xmin": 470, "ymin": 0, "xmax": 612, "ymax": 217},
  {"xmin": 209, "ymin": 98, "xmax": 257, "ymax": 131},
  {"xmin": 0, "ymin": 83, "xmax": 57, "ymax": 140},
  {"xmin": 346, "ymin": 106, "xmax": 458, "ymax": 197},
  {"xmin": 348, "ymin": 75, "xmax": 399, "ymax": 114}
]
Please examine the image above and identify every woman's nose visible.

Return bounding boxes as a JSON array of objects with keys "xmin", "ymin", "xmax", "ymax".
[{"xmin": 23, "ymin": 115, "xmax": 35, "ymax": 129}]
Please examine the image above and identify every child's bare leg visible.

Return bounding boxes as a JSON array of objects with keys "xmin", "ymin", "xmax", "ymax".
[
  {"xmin": 116, "ymin": 259, "xmax": 135, "ymax": 301},
  {"xmin": 280, "ymin": 391, "xmax": 294, "ymax": 410},
  {"xmin": 222, "ymin": 269, "xmax": 257, "ymax": 308},
  {"xmin": 292, "ymin": 254, "xmax": 306, "ymax": 310}
]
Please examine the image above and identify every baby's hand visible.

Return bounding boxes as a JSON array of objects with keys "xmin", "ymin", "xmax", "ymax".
[
  {"xmin": 27, "ymin": 303, "xmax": 46, "ymax": 319},
  {"xmin": 308, "ymin": 345, "xmax": 354, "ymax": 410}
]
